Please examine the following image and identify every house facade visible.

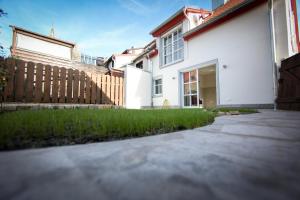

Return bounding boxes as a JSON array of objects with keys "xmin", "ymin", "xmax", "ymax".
[
  {"xmin": 123, "ymin": 0, "xmax": 300, "ymax": 109},
  {"xmin": 10, "ymin": 26, "xmax": 108, "ymax": 74}
]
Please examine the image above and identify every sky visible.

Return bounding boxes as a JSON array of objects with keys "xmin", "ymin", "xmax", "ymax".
[{"xmin": 0, "ymin": 0, "xmax": 211, "ymax": 57}]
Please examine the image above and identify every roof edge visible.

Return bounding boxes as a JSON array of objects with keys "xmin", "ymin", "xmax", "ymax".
[
  {"xmin": 10, "ymin": 25, "xmax": 76, "ymax": 47},
  {"xmin": 183, "ymin": 0, "xmax": 261, "ymax": 40},
  {"xmin": 150, "ymin": 6, "xmax": 185, "ymax": 35}
]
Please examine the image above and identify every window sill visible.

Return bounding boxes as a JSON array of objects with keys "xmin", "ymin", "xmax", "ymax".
[
  {"xmin": 160, "ymin": 59, "xmax": 184, "ymax": 69},
  {"xmin": 153, "ymin": 94, "xmax": 163, "ymax": 98}
]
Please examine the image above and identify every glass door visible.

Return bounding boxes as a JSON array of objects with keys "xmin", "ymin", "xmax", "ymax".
[{"xmin": 183, "ymin": 69, "xmax": 200, "ymax": 107}]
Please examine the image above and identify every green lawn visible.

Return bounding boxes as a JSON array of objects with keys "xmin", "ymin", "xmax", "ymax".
[{"xmin": 0, "ymin": 108, "xmax": 215, "ymax": 150}]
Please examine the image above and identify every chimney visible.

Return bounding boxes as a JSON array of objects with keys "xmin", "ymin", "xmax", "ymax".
[{"xmin": 212, "ymin": 0, "xmax": 228, "ymax": 10}]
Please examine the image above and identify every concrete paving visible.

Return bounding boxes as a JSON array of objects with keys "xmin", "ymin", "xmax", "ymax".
[{"xmin": 0, "ymin": 110, "xmax": 300, "ymax": 200}]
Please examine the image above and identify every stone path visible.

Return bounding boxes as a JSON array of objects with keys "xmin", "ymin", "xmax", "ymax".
[{"xmin": 0, "ymin": 110, "xmax": 300, "ymax": 200}]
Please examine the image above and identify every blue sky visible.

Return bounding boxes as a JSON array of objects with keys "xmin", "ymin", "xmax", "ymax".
[{"xmin": 0, "ymin": 0, "xmax": 211, "ymax": 57}]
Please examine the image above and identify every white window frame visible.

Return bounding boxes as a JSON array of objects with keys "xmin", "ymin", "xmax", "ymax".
[
  {"xmin": 183, "ymin": 70, "xmax": 199, "ymax": 107},
  {"xmin": 153, "ymin": 77, "xmax": 163, "ymax": 96},
  {"xmin": 161, "ymin": 27, "xmax": 184, "ymax": 66}
]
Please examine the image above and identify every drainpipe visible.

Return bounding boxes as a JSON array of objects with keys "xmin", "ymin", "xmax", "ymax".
[
  {"xmin": 146, "ymin": 52, "xmax": 154, "ymax": 107},
  {"xmin": 268, "ymin": 0, "xmax": 278, "ymax": 110},
  {"xmin": 184, "ymin": 7, "xmax": 191, "ymax": 30}
]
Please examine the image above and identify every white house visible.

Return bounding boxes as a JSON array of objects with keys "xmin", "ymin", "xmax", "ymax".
[
  {"xmin": 10, "ymin": 26, "xmax": 107, "ymax": 74},
  {"xmin": 123, "ymin": 0, "xmax": 300, "ymax": 109},
  {"xmin": 104, "ymin": 47, "xmax": 145, "ymax": 70}
]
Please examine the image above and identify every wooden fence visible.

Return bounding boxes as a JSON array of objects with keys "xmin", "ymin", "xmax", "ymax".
[
  {"xmin": 276, "ymin": 53, "xmax": 300, "ymax": 110},
  {"xmin": 1, "ymin": 58, "xmax": 124, "ymax": 105}
]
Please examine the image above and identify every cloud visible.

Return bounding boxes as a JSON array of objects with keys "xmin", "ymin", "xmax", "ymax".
[{"xmin": 118, "ymin": 0, "xmax": 154, "ymax": 16}]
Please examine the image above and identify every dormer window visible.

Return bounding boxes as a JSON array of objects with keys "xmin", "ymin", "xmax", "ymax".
[{"xmin": 162, "ymin": 27, "xmax": 183, "ymax": 66}]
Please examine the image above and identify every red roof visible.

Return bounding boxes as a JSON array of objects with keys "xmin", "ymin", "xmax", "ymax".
[
  {"xmin": 204, "ymin": 0, "xmax": 245, "ymax": 22},
  {"xmin": 150, "ymin": 7, "xmax": 211, "ymax": 37},
  {"xmin": 184, "ymin": 0, "xmax": 267, "ymax": 40}
]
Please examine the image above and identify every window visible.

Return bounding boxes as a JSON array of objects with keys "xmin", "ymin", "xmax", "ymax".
[
  {"xmin": 154, "ymin": 78, "xmax": 162, "ymax": 95},
  {"xmin": 136, "ymin": 61, "xmax": 143, "ymax": 69},
  {"xmin": 162, "ymin": 28, "xmax": 183, "ymax": 65},
  {"xmin": 183, "ymin": 70, "xmax": 198, "ymax": 107}
]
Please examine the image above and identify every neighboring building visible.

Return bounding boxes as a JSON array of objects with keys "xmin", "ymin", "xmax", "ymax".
[
  {"xmin": 10, "ymin": 25, "xmax": 108, "ymax": 74},
  {"xmin": 104, "ymin": 47, "xmax": 144, "ymax": 70},
  {"xmin": 123, "ymin": 0, "xmax": 300, "ymax": 109},
  {"xmin": 130, "ymin": 40, "xmax": 157, "ymax": 71}
]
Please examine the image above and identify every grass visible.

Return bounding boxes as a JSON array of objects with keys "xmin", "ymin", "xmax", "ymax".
[{"xmin": 0, "ymin": 108, "xmax": 215, "ymax": 150}]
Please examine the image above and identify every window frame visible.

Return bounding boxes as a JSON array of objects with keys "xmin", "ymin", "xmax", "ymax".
[
  {"xmin": 153, "ymin": 77, "xmax": 163, "ymax": 97},
  {"xmin": 183, "ymin": 70, "xmax": 199, "ymax": 107},
  {"xmin": 161, "ymin": 27, "xmax": 184, "ymax": 67},
  {"xmin": 136, "ymin": 61, "xmax": 143, "ymax": 69}
]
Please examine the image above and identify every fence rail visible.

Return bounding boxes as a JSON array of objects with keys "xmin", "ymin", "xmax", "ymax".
[{"xmin": 1, "ymin": 58, "xmax": 124, "ymax": 105}]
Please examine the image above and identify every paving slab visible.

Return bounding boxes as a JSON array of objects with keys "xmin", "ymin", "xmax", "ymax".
[{"xmin": 0, "ymin": 110, "xmax": 300, "ymax": 200}]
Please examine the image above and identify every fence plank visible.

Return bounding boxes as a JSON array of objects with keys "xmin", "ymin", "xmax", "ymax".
[
  {"xmin": 73, "ymin": 70, "xmax": 79, "ymax": 103},
  {"xmin": 85, "ymin": 74, "xmax": 91, "ymax": 104},
  {"xmin": 101, "ymin": 75, "xmax": 106, "ymax": 104},
  {"xmin": 106, "ymin": 75, "xmax": 111, "ymax": 104},
  {"xmin": 96, "ymin": 75, "xmax": 101, "ymax": 104},
  {"xmin": 67, "ymin": 68, "xmax": 73, "ymax": 103},
  {"xmin": 119, "ymin": 77, "xmax": 124, "ymax": 106},
  {"xmin": 34, "ymin": 63, "xmax": 43, "ymax": 103},
  {"xmin": 91, "ymin": 74, "xmax": 97, "ymax": 104},
  {"xmin": 3, "ymin": 58, "xmax": 15, "ymax": 101},
  {"xmin": 115, "ymin": 77, "xmax": 120, "ymax": 106},
  {"xmin": 25, "ymin": 62, "xmax": 34, "ymax": 102},
  {"xmin": 52, "ymin": 66, "xmax": 59, "ymax": 103},
  {"xmin": 111, "ymin": 76, "xmax": 115, "ymax": 105},
  {"xmin": 43, "ymin": 65, "xmax": 51, "ymax": 103},
  {"xmin": 79, "ymin": 71, "xmax": 85, "ymax": 103},
  {"xmin": 59, "ymin": 67, "xmax": 66, "ymax": 103},
  {"xmin": 15, "ymin": 60, "xmax": 25, "ymax": 102}
]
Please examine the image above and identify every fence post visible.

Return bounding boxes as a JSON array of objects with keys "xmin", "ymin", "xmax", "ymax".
[
  {"xmin": 43, "ymin": 65, "xmax": 51, "ymax": 103},
  {"xmin": 52, "ymin": 66, "xmax": 59, "ymax": 103},
  {"xmin": 25, "ymin": 62, "xmax": 35, "ymax": 102},
  {"xmin": 79, "ymin": 71, "xmax": 85, "ymax": 103},
  {"xmin": 115, "ymin": 76, "xmax": 120, "ymax": 106},
  {"xmin": 73, "ymin": 70, "xmax": 79, "ymax": 103},
  {"xmin": 34, "ymin": 63, "xmax": 43, "ymax": 103},
  {"xmin": 3, "ymin": 58, "xmax": 16, "ymax": 102},
  {"xmin": 15, "ymin": 60, "xmax": 25, "ymax": 102},
  {"xmin": 59, "ymin": 67, "xmax": 66, "ymax": 103},
  {"xmin": 67, "ymin": 68, "xmax": 73, "ymax": 103}
]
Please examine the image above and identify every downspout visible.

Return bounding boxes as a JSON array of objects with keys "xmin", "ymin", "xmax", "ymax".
[
  {"xmin": 146, "ymin": 52, "xmax": 154, "ymax": 107},
  {"xmin": 184, "ymin": 7, "xmax": 191, "ymax": 30},
  {"xmin": 268, "ymin": 0, "xmax": 278, "ymax": 110}
]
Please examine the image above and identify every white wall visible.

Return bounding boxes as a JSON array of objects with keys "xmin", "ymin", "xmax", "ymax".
[
  {"xmin": 150, "ymin": 55, "xmax": 165, "ymax": 106},
  {"xmin": 152, "ymin": 3, "xmax": 274, "ymax": 107},
  {"xmin": 114, "ymin": 55, "xmax": 137, "ymax": 70},
  {"xmin": 16, "ymin": 33, "xmax": 71, "ymax": 59},
  {"xmin": 124, "ymin": 66, "xmax": 152, "ymax": 109}
]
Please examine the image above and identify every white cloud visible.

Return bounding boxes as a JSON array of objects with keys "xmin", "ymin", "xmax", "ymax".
[{"xmin": 118, "ymin": 0, "xmax": 155, "ymax": 16}]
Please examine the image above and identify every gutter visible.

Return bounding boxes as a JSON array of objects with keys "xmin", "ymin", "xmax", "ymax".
[{"xmin": 150, "ymin": 6, "xmax": 185, "ymax": 35}]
